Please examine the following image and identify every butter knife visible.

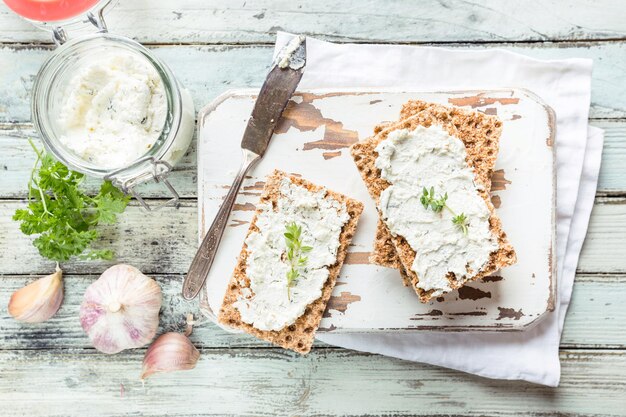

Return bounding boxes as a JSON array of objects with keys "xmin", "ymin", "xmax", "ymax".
[{"xmin": 182, "ymin": 36, "xmax": 306, "ymax": 300}]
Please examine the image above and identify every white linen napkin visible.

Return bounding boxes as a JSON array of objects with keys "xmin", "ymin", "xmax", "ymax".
[{"xmin": 274, "ymin": 32, "xmax": 604, "ymax": 387}]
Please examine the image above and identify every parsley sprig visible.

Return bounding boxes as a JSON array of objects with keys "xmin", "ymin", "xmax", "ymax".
[
  {"xmin": 12, "ymin": 140, "xmax": 131, "ymax": 263},
  {"xmin": 283, "ymin": 222, "xmax": 312, "ymax": 300},
  {"xmin": 420, "ymin": 187, "xmax": 469, "ymax": 235}
]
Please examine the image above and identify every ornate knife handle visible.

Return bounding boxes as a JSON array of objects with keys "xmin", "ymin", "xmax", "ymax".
[{"xmin": 182, "ymin": 149, "xmax": 260, "ymax": 300}]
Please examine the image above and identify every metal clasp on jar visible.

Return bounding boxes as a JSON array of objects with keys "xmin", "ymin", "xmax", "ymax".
[
  {"xmin": 52, "ymin": 4, "xmax": 109, "ymax": 45},
  {"xmin": 105, "ymin": 156, "xmax": 180, "ymax": 212}
]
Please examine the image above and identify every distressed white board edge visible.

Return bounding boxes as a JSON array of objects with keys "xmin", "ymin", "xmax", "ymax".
[{"xmin": 197, "ymin": 87, "xmax": 556, "ymax": 334}]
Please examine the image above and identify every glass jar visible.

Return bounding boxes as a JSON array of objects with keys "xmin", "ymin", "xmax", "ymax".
[{"xmin": 10, "ymin": 0, "xmax": 195, "ymax": 210}]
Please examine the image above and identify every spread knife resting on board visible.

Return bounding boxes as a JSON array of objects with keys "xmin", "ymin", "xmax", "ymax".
[{"xmin": 182, "ymin": 36, "xmax": 307, "ymax": 300}]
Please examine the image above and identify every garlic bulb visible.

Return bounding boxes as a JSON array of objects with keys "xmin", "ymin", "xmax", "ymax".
[
  {"xmin": 79, "ymin": 264, "xmax": 162, "ymax": 354},
  {"xmin": 141, "ymin": 332, "xmax": 200, "ymax": 380},
  {"xmin": 8, "ymin": 266, "xmax": 63, "ymax": 323}
]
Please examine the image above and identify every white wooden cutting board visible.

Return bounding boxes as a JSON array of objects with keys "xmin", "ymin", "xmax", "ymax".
[{"xmin": 197, "ymin": 88, "xmax": 555, "ymax": 332}]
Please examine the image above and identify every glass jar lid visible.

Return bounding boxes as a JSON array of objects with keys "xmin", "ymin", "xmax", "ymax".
[{"xmin": 3, "ymin": 0, "xmax": 116, "ymax": 28}]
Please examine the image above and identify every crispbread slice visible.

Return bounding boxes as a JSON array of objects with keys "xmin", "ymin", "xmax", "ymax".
[
  {"xmin": 218, "ymin": 170, "xmax": 363, "ymax": 354},
  {"xmin": 370, "ymin": 100, "xmax": 500, "ymax": 270},
  {"xmin": 350, "ymin": 101, "xmax": 516, "ymax": 302},
  {"xmin": 369, "ymin": 101, "xmax": 442, "ymax": 270}
]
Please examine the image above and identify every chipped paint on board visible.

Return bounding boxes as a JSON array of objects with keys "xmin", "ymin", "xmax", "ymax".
[
  {"xmin": 448, "ymin": 94, "xmax": 520, "ymax": 108},
  {"xmin": 412, "ymin": 310, "xmax": 444, "ymax": 318},
  {"xmin": 344, "ymin": 252, "xmax": 371, "ymax": 265},
  {"xmin": 229, "ymin": 220, "xmax": 249, "ymax": 228},
  {"xmin": 233, "ymin": 202, "xmax": 256, "ymax": 211},
  {"xmin": 457, "ymin": 286, "xmax": 491, "ymax": 301},
  {"xmin": 275, "ymin": 94, "xmax": 359, "ymax": 152},
  {"xmin": 491, "ymin": 169, "xmax": 512, "ymax": 192},
  {"xmin": 322, "ymin": 151, "xmax": 342, "ymax": 160},
  {"xmin": 324, "ymin": 292, "xmax": 362, "ymax": 317},
  {"xmin": 198, "ymin": 88, "xmax": 555, "ymax": 333},
  {"xmin": 482, "ymin": 275, "xmax": 504, "ymax": 283},
  {"xmin": 497, "ymin": 307, "xmax": 525, "ymax": 320},
  {"xmin": 243, "ymin": 181, "xmax": 266, "ymax": 191},
  {"xmin": 448, "ymin": 311, "xmax": 488, "ymax": 316}
]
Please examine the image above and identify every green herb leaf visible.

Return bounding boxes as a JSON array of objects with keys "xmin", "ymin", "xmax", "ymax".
[
  {"xmin": 96, "ymin": 193, "xmax": 129, "ymax": 225},
  {"xmin": 420, "ymin": 187, "xmax": 470, "ymax": 235},
  {"xmin": 452, "ymin": 213, "xmax": 469, "ymax": 235},
  {"xmin": 12, "ymin": 140, "xmax": 131, "ymax": 262},
  {"xmin": 283, "ymin": 221, "xmax": 312, "ymax": 300}
]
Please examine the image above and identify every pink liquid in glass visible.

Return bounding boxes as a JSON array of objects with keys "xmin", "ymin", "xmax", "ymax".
[{"xmin": 3, "ymin": 0, "xmax": 101, "ymax": 22}]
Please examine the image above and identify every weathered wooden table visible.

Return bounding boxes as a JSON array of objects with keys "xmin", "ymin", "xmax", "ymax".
[{"xmin": 0, "ymin": 1, "xmax": 625, "ymax": 416}]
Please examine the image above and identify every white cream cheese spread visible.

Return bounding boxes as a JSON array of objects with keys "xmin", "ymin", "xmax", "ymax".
[
  {"xmin": 58, "ymin": 51, "xmax": 167, "ymax": 169},
  {"xmin": 276, "ymin": 35, "xmax": 305, "ymax": 70},
  {"xmin": 375, "ymin": 125, "xmax": 498, "ymax": 296},
  {"xmin": 233, "ymin": 177, "xmax": 349, "ymax": 331}
]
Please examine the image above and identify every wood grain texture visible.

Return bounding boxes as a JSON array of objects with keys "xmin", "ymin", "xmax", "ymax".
[
  {"xmin": 564, "ymin": 274, "xmax": 626, "ymax": 348},
  {"xmin": 0, "ymin": 45, "xmax": 270, "ymax": 123},
  {"xmin": 0, "ymin": 200, "xmax": 198, "ymax": 275},
  {"xmin": 0, "ymin": 1, "xmax": 624, "ymax": 414},
  {"xmin": 1, "ymin": 199, "xmax": 624, "ymax": 276},
  {"xmin": 2, "ymin": 119, "xmax": 624, "ymax": 198},
  {"xmin": 0, "ymin": 348, "xmax": 625, "ymax": 416},
  {"xmin": 1, "ymin": 43, "xmax": 626, "ymax": 124},
  {"xmin": 0, "ymin": 274, "xmax": 624, "ymax": 350},
  {"xmin": 594, "ymin": 120, "xmax": 626, "ymax": 195},
  {"xmin": 0, "ymin": 0, "xmax": 624, "ymax": 44},
  {"xmin": 0, "ymin": 125, "xmax": 198, "ymax": 199},
  {"xmin": 578, "ymin": 198, "xmax": 626, "ymax": 273}
]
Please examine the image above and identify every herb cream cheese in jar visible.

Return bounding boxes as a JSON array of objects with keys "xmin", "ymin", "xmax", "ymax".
[
  {"xmin": 19, "ymin": 0, "xmax": 195, "ymax": 210},
  {"xmin": 57, "ymin": 50, "xmax": 169, "ymax": 169}
]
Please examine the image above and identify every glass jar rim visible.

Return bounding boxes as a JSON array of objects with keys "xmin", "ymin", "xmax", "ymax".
[{"xmin": 31, "ymin": 32, "xmax": 185, "ymax": 178}]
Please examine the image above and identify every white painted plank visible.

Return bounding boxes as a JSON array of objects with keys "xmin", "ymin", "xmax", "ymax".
[
  {"xmin": 0, "ymin": 348, "xmax": 624, "ymax": 416},
  {"xmin": 0, "ymin": 273, "xmax": 233, "ymax": 350},
  {"xmin": 0, "ymin": 125, "xmax": 198, "ymax": 199},
  {"xmin": 0, "ymin": 44, "xmax": 271, "ymax": 124},
  {"xmin": 0, "ymin": 2, "xmax": 621, "ymax": 413},
  {"xmin": 0, "ymin": 0, "xmax": 624, "ymax": 44},
  {"xmin": 594, "ymin": 120, "xmax": 626, "ymax": 195},
  {"xmin": 0, "ymin": 273, "xmax": 623, "ymax": 350},
  {"xmin": 562, "ymin": 274, "xmax": 626, "ymax": 348},
  {"xmin": 0, "ymin": 200, "xmax": 199, "ymax": 275},
  {"xmin": 579, "ymin": 198, "xmax": 626, "ymax": 273},
  {"xmin": 1, "ymin": 43, "xmax": 625, "ymax": 125},
  {"xmin": 0, "ymin": 199, "xmax": 623, "ymax": 275},
  {"xmin": 2, "ymin": 119, "xmax": 624, "ymax": 198}
]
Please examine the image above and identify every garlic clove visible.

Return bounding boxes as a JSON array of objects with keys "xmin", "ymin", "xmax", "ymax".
[
  {"xmin": 79, "ymin": 264, "xmax": 162, "ymax": 354},
  {"xmin": 8, "ymin": 266, "xmax": 63, "ymax": 323},
  {"xmin": 141, "ymin": 332, "xmax": 200, "ymax": 380}
]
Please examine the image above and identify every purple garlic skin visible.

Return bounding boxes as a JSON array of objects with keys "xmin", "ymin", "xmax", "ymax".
[
  {"xmin": 80, "ymin": 264, "xmax": 162, "ymax": 354},
  {"xmin": 141, "ymin": 332, "xmax": 200, "ymax": 380}
]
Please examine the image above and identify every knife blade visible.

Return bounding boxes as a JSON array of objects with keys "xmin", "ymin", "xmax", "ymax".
[{"xmin": 182, "ymin": 36, "xmax": 306, "ymax": 301}]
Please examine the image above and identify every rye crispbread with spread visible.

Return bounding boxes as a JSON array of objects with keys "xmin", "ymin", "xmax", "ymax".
[
  {"xmin": 218, "ymin": 170, "xmax": 363, "ymax": 354},
  {"xmin": 372, "ymin": 101, "xmax": 502, "ymax": 282},
  {"xmin": 371, "ymin": 101, "xmax": 444, "ymax": 284},
  {"xmin": 350, "ymin": 100, "xmax": 516, "ymax": 302}
]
